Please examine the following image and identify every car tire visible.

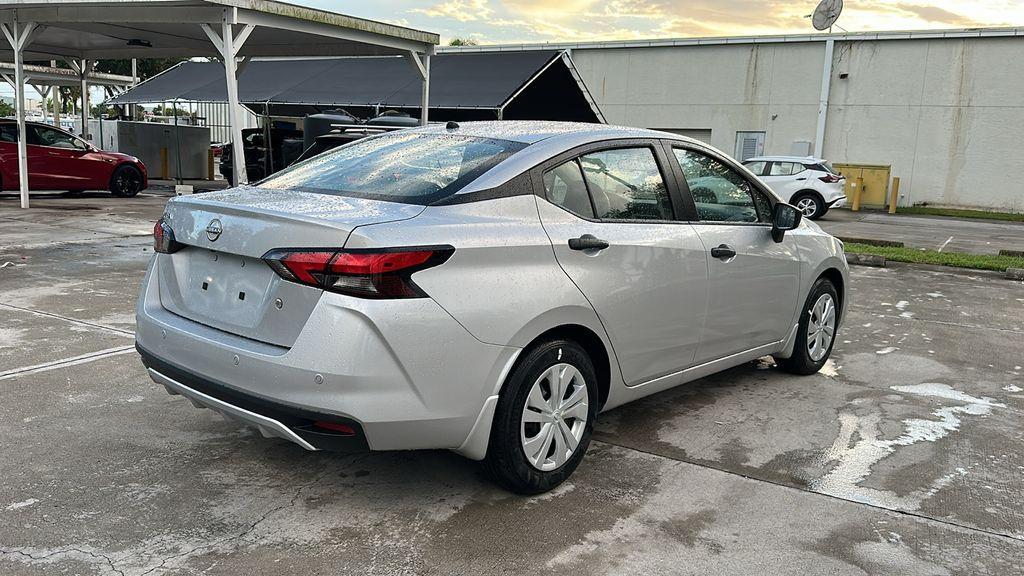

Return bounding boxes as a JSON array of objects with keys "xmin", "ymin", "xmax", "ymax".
[
  {"xmin": 483, "ymin": 339, "xmax": 599, "ymax": 494},
  {"xmin": 109, "ymin": 165, "xmax": 143, "ymax": 198},
  {"xmin": 779, "ymin": 277, "xmax": 839, "ymax": 375},
  {"xmin": 792, "ymin": 192, "xmax": 825, "ymax": 220}
]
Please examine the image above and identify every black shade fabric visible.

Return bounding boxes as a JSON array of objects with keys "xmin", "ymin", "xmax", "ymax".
[{"xmin": 108, "ymin": 50, "xmax": 578, "ymax": 111}]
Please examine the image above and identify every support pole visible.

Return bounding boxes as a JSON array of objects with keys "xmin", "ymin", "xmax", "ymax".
[
  {"xmin": 2, "ymin": 19, "xmax": 37, "ymax": 209},
  {"xmin": 80, "ymin": 59, "xmax": 90, "ymax": 140},
  {"xmin": 814, "ymin": 39, "xmax": 835, "ymax": 158},
  {"xmin": 889, "ymin": 177, "xmax": 900, "ymax": 214},
  {"xmin": 420, "ymin": 53, "xmax": 430, "ymax": 126},
  {"xmin": 53, "ymin": 86, "xmax": 61, "ymax": 128},
  {"xmin": 203, "ymin": 20, "xmax": 252, "ymax": 186},
  {"xmin": 130, "ymin": 58, "xmax": 138, "ymax": 121}
]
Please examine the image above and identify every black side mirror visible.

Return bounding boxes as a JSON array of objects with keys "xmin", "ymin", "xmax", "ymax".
[{"xmin": 771, "ymin": 203, "xmax": 802, "ymax": 243}]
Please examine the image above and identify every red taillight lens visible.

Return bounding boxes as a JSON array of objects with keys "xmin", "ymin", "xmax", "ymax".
[
  {"xmin": 262, "ymin": 246, "xmax": 453, "ymax": 299},
  {"xmin": 313, "ymin": 421, "xmax": 355, "ymax": 435},
  {"xmin": 819, "ymin": 174, "xmax": 842, "ymax": 183},
  {"xmin": 153, "ymin": 218, "xmax": 183, "ymax": 254}
]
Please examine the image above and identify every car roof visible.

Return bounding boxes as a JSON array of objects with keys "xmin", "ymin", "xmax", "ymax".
[
  {"xmin": 745, "ymin": 155, "xmax": 827, "ymax": 163},
  {"xmin": 409, "ymin": 120, "xmax": 676, "ymax": 145}
]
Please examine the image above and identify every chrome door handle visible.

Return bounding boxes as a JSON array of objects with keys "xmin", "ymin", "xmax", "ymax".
[
  {"xmin": 711, "ymin": 244, "xmax": 736, "ymax": 259},
  {"xmin": 568, "ymin": 234, "xmax": 610, "ymax": 251}
]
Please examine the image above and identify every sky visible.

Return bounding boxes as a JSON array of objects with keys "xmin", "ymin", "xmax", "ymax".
[{"xmin": 299, "ymin": 0, "xmax": 1022, "ymax": 44}]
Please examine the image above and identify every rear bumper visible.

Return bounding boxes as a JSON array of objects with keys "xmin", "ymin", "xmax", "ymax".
[
  {"xmin": 135, "ymin": 256, "xmax": 520, "ymax": 456},
  {"xmin": 827, "ymin": 195, "xmax": 847, "ymax": 209},
  {"xmin": 139, "ymin": 344, "xmax": 368, "ymax": 452}
]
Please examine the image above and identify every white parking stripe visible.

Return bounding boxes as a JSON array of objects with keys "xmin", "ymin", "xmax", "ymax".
[
  {"xmin": 938, "ymin": 236, "xmax": 954, "ymax": 252},
  {"xmin": 0, "ymin": 303, "xmax": 134, "ymax": 338},
  {"xmin": 0, "ymin": 346, "xmax": 136, "ymax": 381}
]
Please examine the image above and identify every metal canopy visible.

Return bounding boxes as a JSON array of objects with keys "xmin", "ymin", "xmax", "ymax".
[
  {"xmin": 0, "ymin": 0, "xmax": 439, "ymax": 208},
  {"xmin": 0, "ymin": 61, "xmax": 132, "ymax": 86},
  {"xmin": 104, "ymin": 51, "xmax": 606, "ymax": 124}
]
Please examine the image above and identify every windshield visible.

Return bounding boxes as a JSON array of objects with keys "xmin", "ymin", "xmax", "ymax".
[{"xmin": 258, "ymin": 132, "xmax": 527, "ymax": 204}]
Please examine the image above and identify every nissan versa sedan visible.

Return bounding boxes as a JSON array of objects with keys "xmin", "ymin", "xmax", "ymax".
[{"xmin": 136, "ymin": 121, "xmax": 848, "ymax": 494}]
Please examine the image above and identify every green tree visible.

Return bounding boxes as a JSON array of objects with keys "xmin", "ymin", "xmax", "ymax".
[
  {"xmin": 448, "ymin": 38, "xmax": 479, "ymax": 46},
  {"xmin": 0, "ymin": 100, "xmax": 14, "ymax": 117}
]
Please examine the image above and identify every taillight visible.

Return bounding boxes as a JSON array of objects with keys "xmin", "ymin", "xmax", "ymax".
[
  {"xmin": 153, "ymin": 217, "xmax": 183, "ymax": 254},
  {"xmin": 262, "ymin": 246, "xmax": 454, "ymax": 299},
  {"xmin": 819, "ymin": 174, "xmax": 842, "ymax": 183}
]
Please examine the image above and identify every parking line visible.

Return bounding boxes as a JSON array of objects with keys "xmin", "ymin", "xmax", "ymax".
[
  {"xmin": 0, "ymin": 346, "xmax": 136, "ymax": 381},
  {"xmin": 0, "ymin": 302, "xmax": 134, "ymax": 338},
  {"xmin": 938, "ymin": 235, "xmax": 954, "ymax": 252}
]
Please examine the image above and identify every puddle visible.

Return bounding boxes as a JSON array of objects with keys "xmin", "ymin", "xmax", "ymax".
[{"xmin": 812, "ymin": 383, "xmax": 1003, "ymax": 510}]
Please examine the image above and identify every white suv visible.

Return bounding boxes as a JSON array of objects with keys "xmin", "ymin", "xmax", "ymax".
[{"xmin": 742, "ymin": 156, "xmax": 846, "ymax": 219}]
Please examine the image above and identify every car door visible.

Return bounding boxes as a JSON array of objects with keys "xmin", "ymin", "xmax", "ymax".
[
  {"xmin": 534, "ymin": 141, "xmax": 709, "ymax": 386},
  {"xmin": 667, "ymin": 145, "xmax": 802, "ymax": 363},
  {"xmin": 760, "ymin": 161, "xmax": 810, "ymax": 202},
  {"xmin": 27, "ymin": 124, "xmax": 97, "ymax": 190}
]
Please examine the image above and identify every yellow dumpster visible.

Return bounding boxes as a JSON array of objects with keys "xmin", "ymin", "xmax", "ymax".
[{"xmin": 833, "ymin": 164, "xmax": 891, "ymax": 209}]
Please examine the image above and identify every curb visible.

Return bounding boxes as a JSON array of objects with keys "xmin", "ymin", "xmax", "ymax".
[
  {"xmin": 846, "ymin": 253, "xmax": 886, "ymax": 267},
  {"xmin": 999, "ymin": 249, "xmax": 1024, "ymax": 258},
  {"xmin": 1007, "ymin": 268, "xmax": 1024, "ymax": 281},
  {"xmin": 837, "ymin": 237, "xmax": 904, "ymax": 248}
]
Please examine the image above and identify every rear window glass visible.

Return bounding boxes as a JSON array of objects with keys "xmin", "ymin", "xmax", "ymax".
[{"xmin": 258, "ymin": 132, "xmax": 526, "ymax": 204}]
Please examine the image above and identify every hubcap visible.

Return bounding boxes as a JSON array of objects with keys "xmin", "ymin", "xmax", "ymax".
[
  {"xmin": 796, "ymin": 197, "xmax": 818, "ymax": 216},
  {"xmin": 520, "ymin": 363, "xmax": 589, "ymax": 471},
  {"xmin": 807, "ymin": 293, "xmax": 836, "ymax": 362}
]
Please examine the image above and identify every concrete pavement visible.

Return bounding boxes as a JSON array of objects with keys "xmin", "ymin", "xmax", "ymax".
[
  {"xmin": 818, "ymin": 209, "xmax": 1024, "ymax": 256},
  {"xmin": 1, "ymin": 195, "xmax": 1023, "ymax": 575}
]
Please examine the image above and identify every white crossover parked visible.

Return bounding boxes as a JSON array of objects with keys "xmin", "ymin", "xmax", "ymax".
[
  {"xmin": 742, "ymin": 156, "xmax": 846, "ymax": 219},
  {"xmin": 136, "ymin": 122, "xmax": 848, "ymax": 493}
]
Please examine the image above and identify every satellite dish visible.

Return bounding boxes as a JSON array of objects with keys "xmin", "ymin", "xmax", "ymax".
[{"xmin": 812, "ymin": 0, "xmax": 843, "ymax": 31}]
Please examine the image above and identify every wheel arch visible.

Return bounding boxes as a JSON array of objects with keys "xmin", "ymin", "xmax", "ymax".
[
  {"xmin": 515, "ymin": 324, "xmax": 612, "ymax": 410},
  {"xmin": 791, "ymin": 188, "xmax": 824, "ymax": 204}
]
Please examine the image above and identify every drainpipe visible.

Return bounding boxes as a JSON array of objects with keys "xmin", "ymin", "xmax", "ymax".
[{"xmin": 814, "ymin": 39, "xmax": 835, "ymax": 158}]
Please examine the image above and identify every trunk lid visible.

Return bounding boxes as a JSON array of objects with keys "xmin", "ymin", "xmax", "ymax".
[{"xmin": 156, "ymin": 187, "xmax": 424, "ymax": 347}]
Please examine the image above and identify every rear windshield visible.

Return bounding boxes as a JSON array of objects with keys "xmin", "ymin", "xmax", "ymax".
[{"xmin": 258, "ymin": 132, "xmax": 527, "ymax": 204}]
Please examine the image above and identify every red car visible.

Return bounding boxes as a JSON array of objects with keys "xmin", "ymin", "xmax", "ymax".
[{"xmin": 0, "ymin": 120, "xmax": 148, "ymax": 197}]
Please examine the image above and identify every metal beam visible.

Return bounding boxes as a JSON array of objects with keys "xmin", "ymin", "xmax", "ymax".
[
  {"xmin": 1, "ymin": 19, "xmax": 35, "ymax": 209},
  {"xmin": 235, "ymin": 8, "xmax": 433, "ymax": 55},
  {"xmin": 205, "ymin": 19, "xmax": 250, "ymax": 186}
]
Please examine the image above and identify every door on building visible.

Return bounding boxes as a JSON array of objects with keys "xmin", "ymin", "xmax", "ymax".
[
  {"xmin": 734, "ymin": 131, "xmax": 765, "ymax": 161},
  {"xmin": 833, "ymin": 163, "xmax": 891, "ymax": 208}
]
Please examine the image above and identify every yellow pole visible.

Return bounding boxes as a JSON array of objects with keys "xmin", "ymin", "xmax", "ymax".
[
  {"xmin": 207, "ymin": 149, "xmax": 215, "ymax": 181},
  {"xmin": 160, "ymin": 148, "xmax": 169, "ymax": 180},
  {"xmin": 889, "ymin": 177, "xmax": 900, "ymax": 214},
  {"xmin": 851, "ymin": 176, "xmax": 864, "ymax": 212}
]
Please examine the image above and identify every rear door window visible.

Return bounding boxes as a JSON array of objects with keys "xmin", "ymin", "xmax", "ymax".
[
  {"xmin": 543, "ymin": 160, "xmax": 595, "ymax": 219},
  {"xmin": 578, "ymin": 147, "xmax": 673, "ymax": 221},
  {"xmin": 769, "ymin": 162, "xmax": 801, "ymax": 176},
  {"xmin": 673, "ymin": 148, "xmax": 771, "ymax": 223},
  {"xmin": 259, "ymin": 132, "xmax": 527, "ymax": 205},
  {"xmin": 743, "ymin": 161, "xmax": 768, "ymax": 175}
]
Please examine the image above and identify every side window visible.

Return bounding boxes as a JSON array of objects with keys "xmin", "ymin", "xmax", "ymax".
[
  {"xmin": 769, "ymin": 162, "xmax": 799, "ymax": 176},
  {"xmin": 743, "ymin": 161, "xmax": 767, "ymax": 176},
  {"xmin": 673, "ymin": 148, "xmax": 770, "ymax": 223},
  {"xmin": 0, "ymin": 124, "xmax": 17, "ymax": 143},
  {"xmin": 543, "ymin": 160, "xmax": 595, "ymax": 219},
  {"xmin": 30, "ymin": 126, "xmax": 84, "ymax": 150},
  {"xmin": 578, "ymin": 147, "xmax": 672, "ymax": 221}
]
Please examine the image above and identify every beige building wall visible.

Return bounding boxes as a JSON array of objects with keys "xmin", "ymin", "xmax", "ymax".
[{"xmin": 569, "ymin": 33, "xmax": 1024, "ymax": 211}]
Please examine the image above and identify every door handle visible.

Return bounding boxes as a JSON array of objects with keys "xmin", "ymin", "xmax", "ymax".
[
  {"xmin": 795, "ymin": 177, "xmax": 807, "ymax": 181},
  {"xmin": 711, "ymin": 244, "xmax": 736, "ymax": 259},
  {"xmin": 568, "ymin": 234, "xmax": 610, "ymax": 251}
]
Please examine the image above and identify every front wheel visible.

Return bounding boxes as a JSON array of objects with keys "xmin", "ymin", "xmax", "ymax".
[
  {"xmin": 778, "ymin": 278, "xmax": 839, "ymax": 375},
  {"xmin": 109, "ymin": 165, "xmax": 143, "ymax": 197},
  {"xmin": 483, "ymin": 339, "xmax": 598, "ymax": 494}
]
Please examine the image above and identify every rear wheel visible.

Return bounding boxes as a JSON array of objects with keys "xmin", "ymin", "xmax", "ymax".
[
  {"xmin": 779, "ymin": 277, "xmax": 839, "ymax": 375},
  {"xmin": 483, "ymin": 339, "xmax": 598, "ymax": 494},
  {"xmin": 792, "ymin": 192, "xmax": 825, "ymax": 220},
  {"xmin": 109, "ymin": 165, "xmax": 143, "ymax": 197}
]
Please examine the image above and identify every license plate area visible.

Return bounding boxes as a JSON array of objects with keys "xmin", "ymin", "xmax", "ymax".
[{"xmin": 185, "ymin": 249, "xmax": 275, "ymax": 329}]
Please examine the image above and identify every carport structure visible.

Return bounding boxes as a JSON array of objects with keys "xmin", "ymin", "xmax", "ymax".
[
  {"xmin": 0, "ymin": 60, "xmax": 134, "ymax": 127},
  {"xmin": 0, "ymin": 0, "xmax": 439, "ymax": 208}
]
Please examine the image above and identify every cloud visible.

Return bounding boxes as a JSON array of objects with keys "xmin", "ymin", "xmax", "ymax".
[
  {"xmin": 891, "ymin": 3, "xmax": 974, "ymax": 25},
  {"xmin": 412, "ymin": 0, "xmax": 494, "ymax": 22}
]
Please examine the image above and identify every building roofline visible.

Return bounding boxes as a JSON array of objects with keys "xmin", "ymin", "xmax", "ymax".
[{"xmin": 438, "ymin": 26, "xmax": 1024, "ymax": 53}]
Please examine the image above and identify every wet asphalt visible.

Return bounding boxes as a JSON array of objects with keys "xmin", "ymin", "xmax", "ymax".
[{"xmin": 1, "ymin": 192, "xmax": 1022, "ymax": 575}]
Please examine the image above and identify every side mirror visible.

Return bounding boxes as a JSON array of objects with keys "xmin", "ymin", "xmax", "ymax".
[{"xmin": 771, "ymin": 203, "xmax": 802, "ymax": 243}]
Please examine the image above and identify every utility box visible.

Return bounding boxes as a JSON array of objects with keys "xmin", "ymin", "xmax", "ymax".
[
  {"xmin": 82, "ymin": 120, "xmax": 211, "ymax": 180},
  {"xmin": 833, "ymin": 163, "xmax": 891, "ymax": 208}
]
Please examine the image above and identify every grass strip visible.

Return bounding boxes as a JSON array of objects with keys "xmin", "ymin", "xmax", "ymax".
[{"xmin": 844, "ymin": 243, "xmax": 1024, "ymax": 272}]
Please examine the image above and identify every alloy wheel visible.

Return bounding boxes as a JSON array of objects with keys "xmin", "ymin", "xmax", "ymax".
[
  {"xmin": 520, "ymin": 363, "xmax": 589, "ymax": 471},
  {"xmin": 116, "ymin": 169, "xmax": 142, "ymax": 195},
  {"xmin": 807, "ymin": 293, "xmax": 836, "ymax": 361},
  {"xmin": 796, "ymin": 197, "xmax": 818, "ymax": 217}
]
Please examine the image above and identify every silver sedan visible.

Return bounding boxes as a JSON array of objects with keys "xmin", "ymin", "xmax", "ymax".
[{"xmin": 136, "ymin": 121, "xmax": 848, "ymax": 493}]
